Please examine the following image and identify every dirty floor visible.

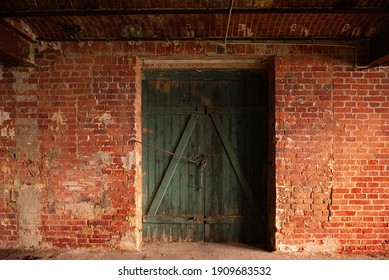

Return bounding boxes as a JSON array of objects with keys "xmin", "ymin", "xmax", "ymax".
[{"xmin": 1, "ymin": 242, "xmax": 388, "ymax": 260}]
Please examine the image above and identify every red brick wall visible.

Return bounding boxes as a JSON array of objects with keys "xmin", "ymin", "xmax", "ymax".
[
  {"xmin": 35, "ymin": 47, "xmax": 142, "ymax": 249},
  {"xmin": 275, "ymin": 55, "xmax": 389, "ymax": 254},
  {"xmin": 0, "ymin": 43, "xmax": 143, "ymax": 249},
  {"xmin": 0, "ymin": 69, "xmax": 20, "ymax": 248},
  {"xmin": 0, "ymin": 41, "xmax": 388, "ymax": 254},
  {"xmin": 0, "ymin": 191, "xmax": 18, "ymax": 247},
  {"xmin": 275, "ymin": 55, "xmax": 335, "ymax": 252},
  {"xmin": 331, "ymin": 66, "xmax": 389, "ymax": 254}
]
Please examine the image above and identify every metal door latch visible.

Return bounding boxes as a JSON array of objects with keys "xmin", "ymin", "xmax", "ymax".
[
  {"xmin": 189, "ymin": 216, "xmax": 216, "ymax": 224},
  {"xmin": 198, "ymin": 160, "xmax": 207, "ymax": 168}
]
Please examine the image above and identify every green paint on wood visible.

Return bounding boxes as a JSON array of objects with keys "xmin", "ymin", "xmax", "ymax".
[
  {"xmin": 147, "ymin": 114, "xmax": 199, "ymax": 215},
  {"xmin": 142, "ymin": 71, "xmax": 268, "ymax": 244},
  {"xmin": 210, "ymin": 114, "xmax": 260, "ymax": 216}
]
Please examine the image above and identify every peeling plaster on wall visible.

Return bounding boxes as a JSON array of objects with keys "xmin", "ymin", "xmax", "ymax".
[
  {"xmin": 277, "ymin": 238, "xmax": 340, "ymax": 253},
  {"xmin": 15, "ymin": 118, "xmax": 40, "ymax": 162},
  {"xmin": 0, "ymin": 109, "xmax": 14, "ymax": 138},
  {"xmin": 0, "ymin": 163, "xmax": 12, "ymax": 177},
  {"xmin": 121, "ymin": 151, "xmax": 136, "ymax": 171},
  {"xmin": 93, "ymin": 151, "xmax": 113, "ymax": 167},
  {"xmin": 50, "ymin": 111, "xmax": 66, "ymax": 132},
  {"xmin": 1, "ymin": 127, "xmax": 15, "ymax": 138},
  {"xmin": 35, "ymin": 41, "xmax": 62, "ymax": 52},
  {"xmin": 0, "ymin": 110, "xmax": 11, "ymax": 123},
  {"xmin": 12, "ymin": 71, "xmax": 37, "ymax": 94},
  {"xmin": 51, "ymin": 112, "xmax": 65, "ymax": 126},
  {"xmin": 277, "ymin": 243, "xmax": 300, "ymax": 253},
  {"xmin": 98, "ymin": 112, "xmax": 113, "ymax": 126},
  {"xmin": 253, "ymin": 0, "xmax": 274, "ymax": 7},
  {"xmin": 238, "ymin": 24, "xmax": 254, "ymax": 37},
  {"xmin": 119, "ymin": 231, "xmax": 140, "ymax": 251},
  {"xmin": 64, "ymin": 202, "xmax": 96, "ymax": 219},
  {"xmin": 301, "ymin": 28, "xmax": 310, "ymax": 37},
  {"xmin": 303, "ymin": 238, "xmax": 341, "ymax": 253},
  {"xmin": 17, "ymin": 187, "xmax": 42, "ymax": 247}
]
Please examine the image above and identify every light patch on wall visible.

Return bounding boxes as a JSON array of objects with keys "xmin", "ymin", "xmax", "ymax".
[
  {"xmin": 302, "ymin": 237, "xmax": 341, "ymax": 253},
  {"xmin": 358, "ymin": 0, "xmax": 368, "ymax": 6},
  {"xmin": 12, "ymin": 71, "xmax": 37, "ymax": 94},
  {"xmin": 36, "ymin": 41, "xmax": 62, "ymax": 52},
  {"xmin": 238, "ymin": 24, "xmax": 254, "ymax": 37},
  {"xmin": 51, "ymin": 112, "xmax": 65, "ymax": 125},
  {"xmin": 253, "ymin": 0, "xmax": 274, "ymax": 7},
  {"xmin": 352, "ymin": 27, "xmax": 362, "ymax": 38},
  {"xmin": 98, "ymin": 112, "xmax": 113, "ymax": 126},
  {"xmin": 51, "ymin": 111, "xmax": 66, "ymax": 131},
  {"xmin": 277, "ymin": 243, "xmax": 300, "ymax": 253},
  {"xmin": 1, "ymin": 127, "xmax": 15, "ymax": 138},
  {"xmin": 64, "ymin": 202, "xmax": 96, "ymax": 218},
  {"xmin": 121, "ymin": 151, "xmax": 136, "ymax": 171},
  {"xmin": 118, "ymin": 231, "xmax": 140, "ymax": 251},
  {"xmin": 342, "ymin": 24, "xmax": 350, "ymax": 33},
  {"xmin": 17, "ymin": 187, "xmax": 43, "ymax": 247},
  {"xmin": 0, "ymin": 164, "xmax": 11, "ymax": 176},
  {"xmin": 290, "ymin": 24, "xmax": 297, "ymax": 32},
  {"xmin": 365, "ymin": 25, "xmax": 376, "ymax": 37},
  {"xmin": 0, "ymin": 110, "xmax": 11, "ymax": 123},
  {"xmin": 0, "ymin": 109, "xmax": 14, "ymax": 139},
  {"xmin": 186, "ymin": 24, "xmax": 195, "ymax": 38},
  {"xmin": 93, "ymin": 151, "xmax": 113, "ymax": 167},
  {"xmin": 301, "ymin": 28, "xmax": 310, "ymax": 37}
]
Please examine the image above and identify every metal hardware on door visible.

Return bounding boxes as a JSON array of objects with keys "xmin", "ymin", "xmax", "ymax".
[
  {"xmin": 189, "ymin": 216, "xmax": 216, "ymax": 224},
  {"xmin": 131, "ymin": 139, "xmax": 201, "ymax": 166},
  {"xmin": 189, "ymin": 216, "xmax": 201, "ymax": 224},
  {"xmin": 199, "ymin": 165, "xmax": 205, "ymax": 191},
  {"xmin": 195, "ymin": 106, "xmax": 206, "ymax": 114}
]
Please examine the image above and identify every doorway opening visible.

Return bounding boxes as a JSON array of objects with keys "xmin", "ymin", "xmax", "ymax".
[{"xmin": 141, "ymin": 70, "xmax": 273, "ymax": 249}]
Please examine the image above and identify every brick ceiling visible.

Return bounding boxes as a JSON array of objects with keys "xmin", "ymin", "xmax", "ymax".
[
  {"xmin": 0, "ymin": 0, "xmax": 388, "ymax": 42},
  {"xmin": 0, "ymin": 0, "xmax": 388, "ymax": 67}
]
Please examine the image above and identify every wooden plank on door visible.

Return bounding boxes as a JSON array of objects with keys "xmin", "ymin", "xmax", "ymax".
[
  {"xmin": 147, "ymin": 113, "xmax": 199, "ymax": 215},
  {"xmin": 210, "ymin": 114, "xmax": 260, "ymax": 216}
]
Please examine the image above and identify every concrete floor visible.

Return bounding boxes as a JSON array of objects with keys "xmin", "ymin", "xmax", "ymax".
[{"xmin": 1, "ymin": 242, "xmax": 388, "ymax": 260}]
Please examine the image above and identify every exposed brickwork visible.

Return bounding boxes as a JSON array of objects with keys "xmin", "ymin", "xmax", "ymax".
[
  {"xmin": 0, "ymin": 41, "xmax": 388, "ymax": 254},
  {"xmin": 331, "ymin": 67, "xmax": 389, "ymax": 254},
  {"xmin": 275, "ymin": 54, "xmax": 389, "ymax": 254},
  {"xmin": 0, "ymin": 43, "xmax": 143, "ymax": 250},
  {"xmin": 0, "ymin": 69, "xmax": 16, "ymax": 247},
  {"xmin": 275, "ymin": 55, "xmax": 336, "ymax": 252},
  {"xmin": 35, "ymin": 47, "xmax": 142, "ymax": 249},
  {"xmin": 0, "ymin": 190, "xmax": 18, "ymax": 247}
]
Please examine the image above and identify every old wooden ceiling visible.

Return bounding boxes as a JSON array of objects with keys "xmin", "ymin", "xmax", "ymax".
[{"xmin": 0, "ymin": 0, "xmax": 388, "ymax": 66}]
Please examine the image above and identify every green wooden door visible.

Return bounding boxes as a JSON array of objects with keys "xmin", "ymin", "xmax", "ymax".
[{"xmin": 142, "ymin": 71, "xmax": 268, "ymax": 245}]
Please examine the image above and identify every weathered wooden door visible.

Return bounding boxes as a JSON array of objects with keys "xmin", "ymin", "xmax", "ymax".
[{"xmin": 142, "ymin": 71, "xmax": 268, "ymax": 245}]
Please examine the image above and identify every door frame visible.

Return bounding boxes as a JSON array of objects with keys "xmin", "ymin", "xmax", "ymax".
[{"xmin": 138, "ymin": 56, "xmax": 276, "ymax": 250}]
